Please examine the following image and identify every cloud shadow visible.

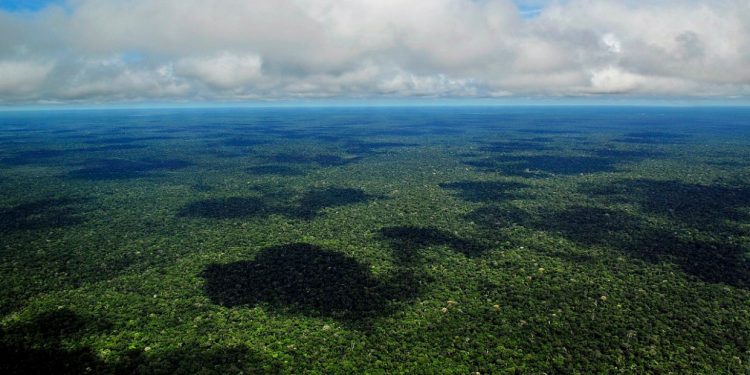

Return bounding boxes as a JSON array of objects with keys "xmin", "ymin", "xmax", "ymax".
[
  {"xmin": 379, "ymin": 226, "xmax": 488, "ymax": 259},
  {"xmin": 439, "ymin": 181, "xmax": 531, "ymax": 203},
  {"xmin": 202, "ymin": 243, "xmax": 421, "ymax": 323},
  {"xmin": 67, "ymin": 158, "xmax": 192, "ymax": 180},
  {"xmin": 178, "ymin": 187, "xmax": 378, "ymax": 221},
  {"xmin": 246, "ymin": 165, "xmax": 305, "ymax": 176},
  {"xmin": 0, "ymin": 198, "xmax": 86, "ymax": 232},
  {"xmin": 466, "ymin": 203, "xmax": 750, "ymax": 288}
]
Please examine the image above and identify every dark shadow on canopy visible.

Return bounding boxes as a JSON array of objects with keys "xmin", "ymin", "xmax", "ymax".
[
  {"xmin": 67, "ymin": 158, "xmax": 192, "ymax": 180},
  {"xmin": 379, "ymin": 226, "xmax": 488, "ymax": 259},
  {"xmin": 262, "ymin": 153, "xmax": 361, "ymax": 167},
  {"xmin": 466, "ymin": 203, "xmax": 750, "ymax": 289},
  {"xmin": 202, "ymin": 243, "xmax": 421, "ymax": 323},
  {"xmin": 439, "ymin": 181, "xmax": 531, "ymax": 203},
  {"xmin": 583, "ymin": 179, "xmax": 750, "ymax": 230},
  {"xmin": 0, "ymin": 309, "xmax": 110, "ymax": 375},
  {"xmin": 178, "ymin": 197, "xmax": 270, "ymax": 219},
  {"xmin": 0, "ymin": 309, "xmax": 279, "ymax": 374},
  {"xmin": 289, "ymin": 187, "xmax": 378, "ymax": 220},
  {"xmin": 178, "ymin": 187, "xmax": 379, "ymax": 221},
  {"xmin": 0, "ymin": 145, "xmax": 146, "ymax": 166},
  {"xmin": 0, "ymin": 198, "xmax": 86, "ymax": 232},
  {"xmin": 614, "ymin": 131, "xmax": 689, "ymax": 145},
  {"xmin": 464, "ymin": 155, "xmax": 619, "ymax": 177},
  {"xmin": 246, "ymin": 165, "xmax": 305, "ymax": 176}
]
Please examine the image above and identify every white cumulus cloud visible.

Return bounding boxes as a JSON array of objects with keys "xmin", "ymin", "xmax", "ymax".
[
  {"xmin": 175, "ymin": 53, "xmax": 263, "ymax": 90},
  {"xmin": 0, "ymin": 0, "xmax": 748, "ymax": 103},
  {"xmin": 0, "ymin": 60, "xmax": 54, "ymax": 96}
]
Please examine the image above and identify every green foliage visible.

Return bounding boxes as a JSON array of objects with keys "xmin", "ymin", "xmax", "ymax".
[{"xmin": 1, "ymin": 108, "xmax": 749, "ymax": 373}]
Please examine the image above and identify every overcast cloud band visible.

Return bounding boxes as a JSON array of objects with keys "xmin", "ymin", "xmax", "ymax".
[{"xmin": 0, "ymin": 0, "xmax": 748, "ymax": 104}]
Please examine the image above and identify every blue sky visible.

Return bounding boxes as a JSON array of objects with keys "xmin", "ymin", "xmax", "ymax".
[
  {"xmin": 0, "ymin": 0, "xmax": 550, "ymax": 14},
  {"xmin": 0, "ymin": 0, "xmax": 63, "ymax": 11},
  {"xmin": 513, "ymin": 0, "xmax": 551, "ymax": 18},
  {"xmin": 0, "ymin": 0, "xmax": 552, "ymax": 16},
  {"xmin": 0, "ymin": 0, "xmax": 747, "ymax": 105}
]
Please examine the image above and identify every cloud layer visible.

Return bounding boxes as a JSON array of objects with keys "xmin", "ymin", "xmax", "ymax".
[{"xmin": 1, "ymin": 0, "xmax": 748, "ymax": 103}]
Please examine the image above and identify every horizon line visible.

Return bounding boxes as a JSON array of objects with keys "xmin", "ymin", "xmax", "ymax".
[{"xmin": 2, "ymin": 98, "xmax": 750, "ymax": 112}]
